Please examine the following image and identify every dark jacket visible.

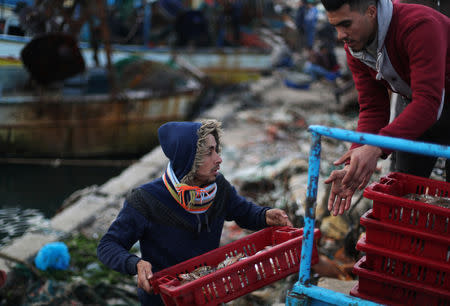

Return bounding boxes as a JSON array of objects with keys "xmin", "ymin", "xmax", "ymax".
[{"xmin": 97, "ymin": 121, "xmax": 270, "ymax": 305}]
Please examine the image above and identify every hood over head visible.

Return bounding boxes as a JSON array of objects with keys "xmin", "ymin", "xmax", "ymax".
[{"xmin": 158, "ymin": 121, "xmax": 202, "ymax": 180}]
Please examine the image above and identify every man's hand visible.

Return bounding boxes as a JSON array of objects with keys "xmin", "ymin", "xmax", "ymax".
[
  {"xmin": 137, "ymin": 259, "xmax": 154, "ymax": 294},
  {"xmin": 325, "ymin": 145, "xmax": 382, "ymax": 216},
  {"xmin": 324, "ymin": 166, "xmax": 355, "ymax": 216},
  {"xmin": 337, "ymin": 145, "xmax": 382, "ymax": 190},
  {"xmin": 266, "ymin": 208, "xmax": 293, "ymax": 227}
]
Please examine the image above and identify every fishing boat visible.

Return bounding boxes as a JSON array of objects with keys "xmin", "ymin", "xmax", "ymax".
[
  {"xmin": 0, "ymin": 31, "xmax": 204, "ymax": 158},
  {"xmin": 0, "ymin": 87, "xmax": 202, "ymax": 158},
  {"xmin": 0, "ymin": 40, "xmax": 266, "ymax": 159},
  {"xmin": 0, "ymin": 33, "xmax": 272, "ymax": 84},
  {"xmin": 0, "ymin": 30, "xmax": 271, "ymax": 158},
  {"xmin": 0, "ymin": 33, "xmax": 272, "ymax": 159},
  {"xmin": 0, "ymin": 61, "xmax": 203, "ymax": 158},
  {"xmin": 0, "ymin": 0, "xmax": 274, "ymax": 85},
  {"xmin": 109, "ymin": 44, "xmax": 272, "ymax": 84},
  {"xmin": 0, "ymin": 0, "xmax": 273, "ymax": 158}
]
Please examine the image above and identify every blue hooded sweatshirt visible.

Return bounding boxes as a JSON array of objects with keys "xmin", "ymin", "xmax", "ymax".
[{"xmin": 97, "ymin": 121, "xmax": 270, "ymax": 305}]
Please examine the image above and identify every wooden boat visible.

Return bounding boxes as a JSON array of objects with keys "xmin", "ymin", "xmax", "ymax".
[
  {"xmin": 0, "ymin": 58, "xmax": 203, "ymax": 158},
  {"xmin": 0, "ymin": 33, "xmax": 272, "ymax": 84},
  {"xmin": 0, "ymin": 82, "xmax": 202, "ymax": 158},
  {"xmin": 0, "ymin": 18, "xmax": 272, "ymax": 158}
]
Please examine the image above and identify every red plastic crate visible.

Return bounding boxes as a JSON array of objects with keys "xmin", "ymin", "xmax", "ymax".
[
  {"xmin": 356, "ymin": 236, "xmax": 450, "ymax": 294},
  {"xmin": 150, "ymin": 226, "xmax": 320, "ymax": 306},
  {"xmin": 364, "ymin": 172, "xmax": 450, "ymax": 235},
  {"xmin": 360, "ymin": 209, "xmax": 450, "ymax": 265},
  {"xmin": 351, "ymin": 257, "xmax": 450, "ymax": 306}
]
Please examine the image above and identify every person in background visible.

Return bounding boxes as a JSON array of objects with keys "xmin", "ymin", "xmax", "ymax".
[
  {"xmin": 303, "ymin": 43, "xmax": 340, "ymax": 81},
  {"xmin": 97, "ymin": 119, "xmax": 292, "ymax": 305},
  {"xmin": 295, "ymin": 0, "xmax": 307, "ymax": 51},
  {"xmin": 201, "ymin": 0, "xmax": 225, "ymax": 46},
  {"xmin": 174, "ymin": 9, "xmax": 210, "ymax": 47},
  {"xmin": 228, "ymin": 0, "xmax": 242, "ymax": 45},
  {"xmin": 320, "ymin": 0, "xmax": 449, "ymax": 216},
  {"xmin": 303, "ymin": 0, "xmax": 319, "ymax": 50},
  {"xmin": 315, "ymin": 19, "xmax": 338, "ymax": 67}
]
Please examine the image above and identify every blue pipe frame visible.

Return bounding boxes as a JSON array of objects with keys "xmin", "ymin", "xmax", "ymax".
[{"xmin": 287, "ymin": 125, "xmax": 450, "ymax": 306}]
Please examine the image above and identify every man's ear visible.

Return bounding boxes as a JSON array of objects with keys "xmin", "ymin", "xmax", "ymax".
[{"xmin": 366, "ymin": 4, "xmax": 377, "ymax": 20}]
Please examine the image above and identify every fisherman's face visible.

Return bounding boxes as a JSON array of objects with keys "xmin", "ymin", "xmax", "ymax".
[
  {"xmin": 194, "ymin": 134, "xmax": 222, "ymax": 186},
  {"xmin": 326, "ymin": 4, "xmax": 377, "ymax": 52}
]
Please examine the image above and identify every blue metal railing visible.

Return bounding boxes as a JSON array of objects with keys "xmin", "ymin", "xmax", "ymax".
[
  {"xmin": 308, "ymin": 125, "xmax": 450, "ymax": 159},
  {"xmin": 287, "ymin": 125, "xmax": 450, "ymax": 305}
]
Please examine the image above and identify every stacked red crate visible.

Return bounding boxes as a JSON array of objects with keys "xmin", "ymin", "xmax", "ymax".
[{"xmin": 350, "ymin": 172, "xmax": 450, "ymax": 305}]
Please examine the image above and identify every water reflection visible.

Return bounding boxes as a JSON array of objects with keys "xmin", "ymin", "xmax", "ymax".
[
  {"xmin": 0, "ymin": 163, "xmax": 126, "ymax": 247},
  {"xmin": 0, "ymin": 208, "xmax": 49, "ymax": 246}
]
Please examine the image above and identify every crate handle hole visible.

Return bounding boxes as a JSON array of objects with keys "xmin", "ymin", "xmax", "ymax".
[
  {"xmin": 255, "ymin": 264, "xmax": 262, "ymax": 281},
  {"xmin": 275, "ymin": 257, "xmax": 281, "ymax": 272}
]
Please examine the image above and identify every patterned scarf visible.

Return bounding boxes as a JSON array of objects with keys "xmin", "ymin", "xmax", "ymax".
[{"xmin": 163, "ymin": 162, "xmax": 217, "ymax": 213}]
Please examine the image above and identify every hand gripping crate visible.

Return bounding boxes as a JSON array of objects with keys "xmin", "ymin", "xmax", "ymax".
[
  {"xmin": 360, "ymin": 209, "xmax": 450, "ymax": 265},
  {"xmin": 355, "ymin": 236, "xmax": 450, "ymax": 301},
  {"xmin": 150, "ymin": 226, "xmax": 320, "ymax": 306},
  {"xmin": 351, "ymin": 256, "xmax": 450, "ymax": 306},
  {"xmin": 363, "ymin": 172, "xmax": 450, "ymax": 235}
]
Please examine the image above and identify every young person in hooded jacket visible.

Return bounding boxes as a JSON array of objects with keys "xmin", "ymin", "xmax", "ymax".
[
  {"xmin": 320, "ymin": 0, "xmax": 450, "ymax": 216},
  {"xmin": 97, "ymin": 119, "xmax": 293, "ymax": 305}
]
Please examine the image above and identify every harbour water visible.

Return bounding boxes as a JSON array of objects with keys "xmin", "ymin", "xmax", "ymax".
[{"xmin": 0, "ymin": 163, "xmax": 127, "ymax": 247}]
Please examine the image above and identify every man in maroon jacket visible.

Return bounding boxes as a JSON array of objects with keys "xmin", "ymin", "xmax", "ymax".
[{"xmin": 320, "ymin": 0, "xmax": 449, "ymax": 216}]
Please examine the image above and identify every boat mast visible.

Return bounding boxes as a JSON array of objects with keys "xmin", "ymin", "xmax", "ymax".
[{"xmin": 96, "ymin": 0, "xmax": 117, "ymax": 97}]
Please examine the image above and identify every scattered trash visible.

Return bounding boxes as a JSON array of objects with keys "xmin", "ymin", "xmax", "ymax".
[
  {"xmin": 283, "ymin": 71, "xmax": 313, "ymax": 90},
  {"xmin": 312, "ymin": 254, "xmax": 352, "ymax": 280},
  {"xmin": 34, "ymin": 242, "xmax": 70, "ymax": 271},
  {"xmin": 320, "ymin": 216, "xmax": 349, "ymax": 241}
]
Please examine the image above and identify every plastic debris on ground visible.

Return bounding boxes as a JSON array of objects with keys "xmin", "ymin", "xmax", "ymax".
[{"xmin": 34, "ymin": 242, "xmax": 70, "ymax": 271}]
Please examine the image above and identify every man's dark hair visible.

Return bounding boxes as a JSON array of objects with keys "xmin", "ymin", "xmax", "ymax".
[{"xmin": 320, "ymin": 0, "xmax": 378, "ymax": 12}]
